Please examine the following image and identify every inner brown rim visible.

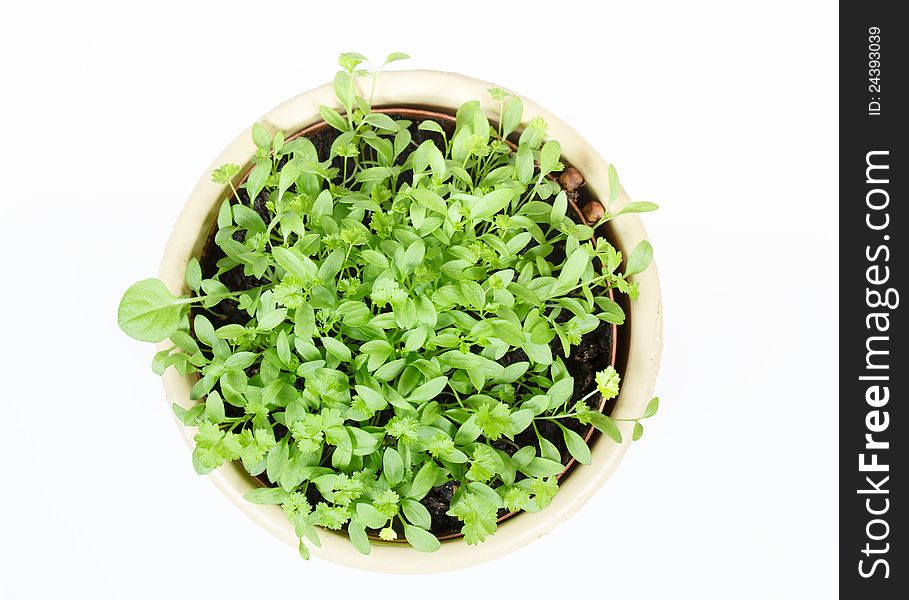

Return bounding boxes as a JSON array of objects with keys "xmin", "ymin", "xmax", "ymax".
[{"xmin": 217, "ymin": 107, "xmax": 619, "ymax": 542}]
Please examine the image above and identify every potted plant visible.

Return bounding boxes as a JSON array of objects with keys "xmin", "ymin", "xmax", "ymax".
[{"xmin": 118, "ymin": 53, "xmax": 662, "ymax": 572}]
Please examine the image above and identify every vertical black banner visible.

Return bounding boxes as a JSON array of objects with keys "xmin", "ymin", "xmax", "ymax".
[{"xmin": 840, "ymin": 2, "xmax": 905, "ymax": 595}]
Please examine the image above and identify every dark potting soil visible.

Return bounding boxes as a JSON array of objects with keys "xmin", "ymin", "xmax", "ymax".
[{"xmin": 196, "ymin": 110, "xmax": 617, "ymax": 538}]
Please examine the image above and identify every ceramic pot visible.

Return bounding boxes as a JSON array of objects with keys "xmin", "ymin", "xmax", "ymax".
[{"xmin": 158, "ymin": 70, "xmax": 662, "ymax": 573}]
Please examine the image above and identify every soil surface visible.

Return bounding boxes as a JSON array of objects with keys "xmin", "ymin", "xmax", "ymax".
[{"xmin": 196, "ymin": 111, "xmax": 617, "ymax": 538}]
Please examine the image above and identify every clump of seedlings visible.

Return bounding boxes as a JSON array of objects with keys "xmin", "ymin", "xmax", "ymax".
[{"xmin": 118, "ymin": 53, "xmax": 659, "ymax": 559}]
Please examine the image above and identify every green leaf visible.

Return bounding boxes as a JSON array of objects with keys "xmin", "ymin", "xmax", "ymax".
[
  {"xmin": 256, "ymin": 308, "xmax": 287, "ymax": 331},
  {"xmin": 349, "ymin": 427, "xmax": 379, "ymax": 455},
  {"xmin": 633, "ymin": 421, "xmax": 645, "ymax": 441},
  {"xmin": 521, "ymin": 457, "xmax": 565, "ymax": 478},
  {"xmin": 321, "ymin": 336, "xmax": 352, "ymax": 362},
  {"xmin": 448, "ymin": 492, "xmax": 498, "ymax": 545},
  {"xmin": 320, "ymin": 105, "xmax": 349, "ymax": 132},
  {"xmin": 244, "ymin": 487, "xmax": 290, "ymax": 505},
  {"xmin": 302, "ymin": 519, "xmax": 321, "ymax": 548},
  {"xmin": 333, "ymin": 70, "xmax": 355, "ymax": 112},
  {"xmin": 556, "ymin": 248, "xmax": 589, "ymax": 293},
  {"xmin": 523, "ymin": 394, "xmax": 550, "ymax": 416},
  {"xmin": 354, "ymin": 385, "xmax": 387, "ymax": 412},
  {"xmin": 364, "ymin": 113, "xmax": 400, "ymax": 131},
  {"xmin": 585, "ymin": 412, "xmax": 623, "ymax": 443},
  {"xmin": 266, "ymin": 438, "xmax": 289, "ymax": 484},
  {"xmin": 454, "ymin": 415, "xmax": 482, "ymax": 445},
  {"xmin": 312, "ymin": 189, "xmax": 333, "ymax": 218},
  {"xmin": 539, "ymin": 140, "xmax": 562, "ymax": 174},
  {"xmin": 360, "ymin": 249, "xmax": 390, "ymax": 269},
  {"xmin": 181, "ymin": 404, "xmax": 206, "ymax": 426},
  {"xmin": 643, "ymin": 396, "xmax": 660, "ymax": 418},
  {"xmin": 246, "ymin": 160, "xmax": 270, "ymax": 201},
  {"xmin": 459, "ymin": 281, "xmax": 487, "ymax": 310},
  {"xmin": 596, "ymin": 297, "xmax": 626, "ymax": 324},
  {"xmin": 523, "ymin": 341, "xmax": 552, "ymax": 366},
  {"xmin": 616, "ymin": 201, "xmax": 659, "ymax": 215},
  {"xmin": 212, "ymin": 164, "xmax": 241, "ymax": 185},
  {"xmin": 278, "ymin": 162, "xmax": 303, "ymax": 206},
  {"xmin": 348, "ymin": 520, "xmax": 371, "ymax": 555},
  {"xmin": 412, "ymin": 188, "xmax": 448, "ymax": 216},
  {"xmin": 252, "ymin": 123, "xmax": 271, "ymax": 150},
  {"xmin": 401, "ymin": 498, "xmax": 432, "ymax": 529},
  {"xmin": 273, "ymin": 247, "xmax": 317, "ymax": 281},
  {"xmin": 471, "ymin": 188, "xmax": 514, "ymax": 221},
  {"xmin": 298, "ymin": 538, "xmax": 311, "ymax": 560},
  {"xmin": 516, "ymin": 144, "xmax": 533, "ymax": 184},
  {"xmin": 384, "ymin": 52, "xmax": 410, "ymax": 65},
  {"xmin": 184, "ymin": 258, "xmax": 202, "ymax": 292},
  {"xmin": 538, "ymin": 435, "xmax": 561, "ymax": 462},
  {"xmin": 404, "ymin": 525, "xmax": 441, "ymax": 553},
  {"xmin": 550, "ymin": 190, "xmax": 567, "ymax": 225},
  {"xmin": 511, "ymin": 446, "xmax": 535, "ymax": 469},
  {"xmin": 276, "ymin": 331, "xmax": 292, "ymax": 366},
  {"xmin": 548, "ymin": 377, "xmax": 574, "ymax": 409},
  {"xmin": 408, "ymin": 376, "xmax": 449, "ymax": 404},
  {"xmin": 402, "ymin": 239, "xmax": 426, "ymax": 275},
  {"xmin": 201, "ymin": 279, "xmax": 229, "ymax": 297},
  {"xmin": 418, "ymin": 120, "xmax": 446, "ymax": 136},
  {"xmin": 356, "ymin": 503, "xmax": 389, "ymax": 529},
  {"xmin": 171, "ymin": 403, "xmax": 188, "ymax": 424},
  {"xmin": 225, "ymin": 352, "xmax": 257, "ymax": 370},
  {"xmin": 413, "ymin": 140, "xmax": 446, "ymax": 179},
  {"xmin": 407, "ymin": 461, "xmax": 438, "ymax": 499},
  {"xmin": 625, "ymin": 240, "xmax": 653, "ymax": 276},
  {"xmin": 501, "ymin": 96, "xmax": 523, "ymax": 137},
  {"xmin": 608, "ymin": 164, "xmax": 620, "ymax": 205},
  {"xmin": 383, "ymin": 447, "xmax": 405, "ymax": 487},
  {"xmin": 375, "ymin": 358, "xmax": 406, "ymax": 382},
  {"xmin": 339, "ymin": 52, "xmax": 367, "ymax": 72},
  {"xmin": 117, "ymin": 279, "xmax": 184, "ymax": 342},
  {"xmin": 356, "ymin": 166, "xmax": 395, "ymax": 183},
  {"xmin": 559, "ymin": 424, "xmax": 591, "ymax": 464},
  {"xmin": 217, "ymin": 198, "xmax": 233, "ymax": 228},
  {"xmin": 509, "ymin": 409, "xmax": 534, "ymax": 435},
  {"xmin": 205, "ymin": 391, "xmax": 225, "ymax": 423}
]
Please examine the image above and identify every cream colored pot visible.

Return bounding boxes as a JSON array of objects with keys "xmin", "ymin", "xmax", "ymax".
[{"xmin": 158, "ymin": 70, "xmax": 662, "ymax": 573}]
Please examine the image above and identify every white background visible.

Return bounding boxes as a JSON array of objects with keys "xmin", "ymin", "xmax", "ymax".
[{"xmin": 1, "ymin": 1, "xmax": 837, "ymax": 598}]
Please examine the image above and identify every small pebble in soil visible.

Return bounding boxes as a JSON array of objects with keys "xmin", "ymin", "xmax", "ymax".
[
  {"xmin": 558, "ymin": 166, "xmax": 585, "ymax": 191},
  {"xmin": 582, "ymin": 200, "xmax": 605, "ymax": 223}
]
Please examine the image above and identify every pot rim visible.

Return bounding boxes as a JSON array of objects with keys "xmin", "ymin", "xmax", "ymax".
[{"xmin": 158, "ymin": 70, "xmax": 662, "ymax": 573}]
